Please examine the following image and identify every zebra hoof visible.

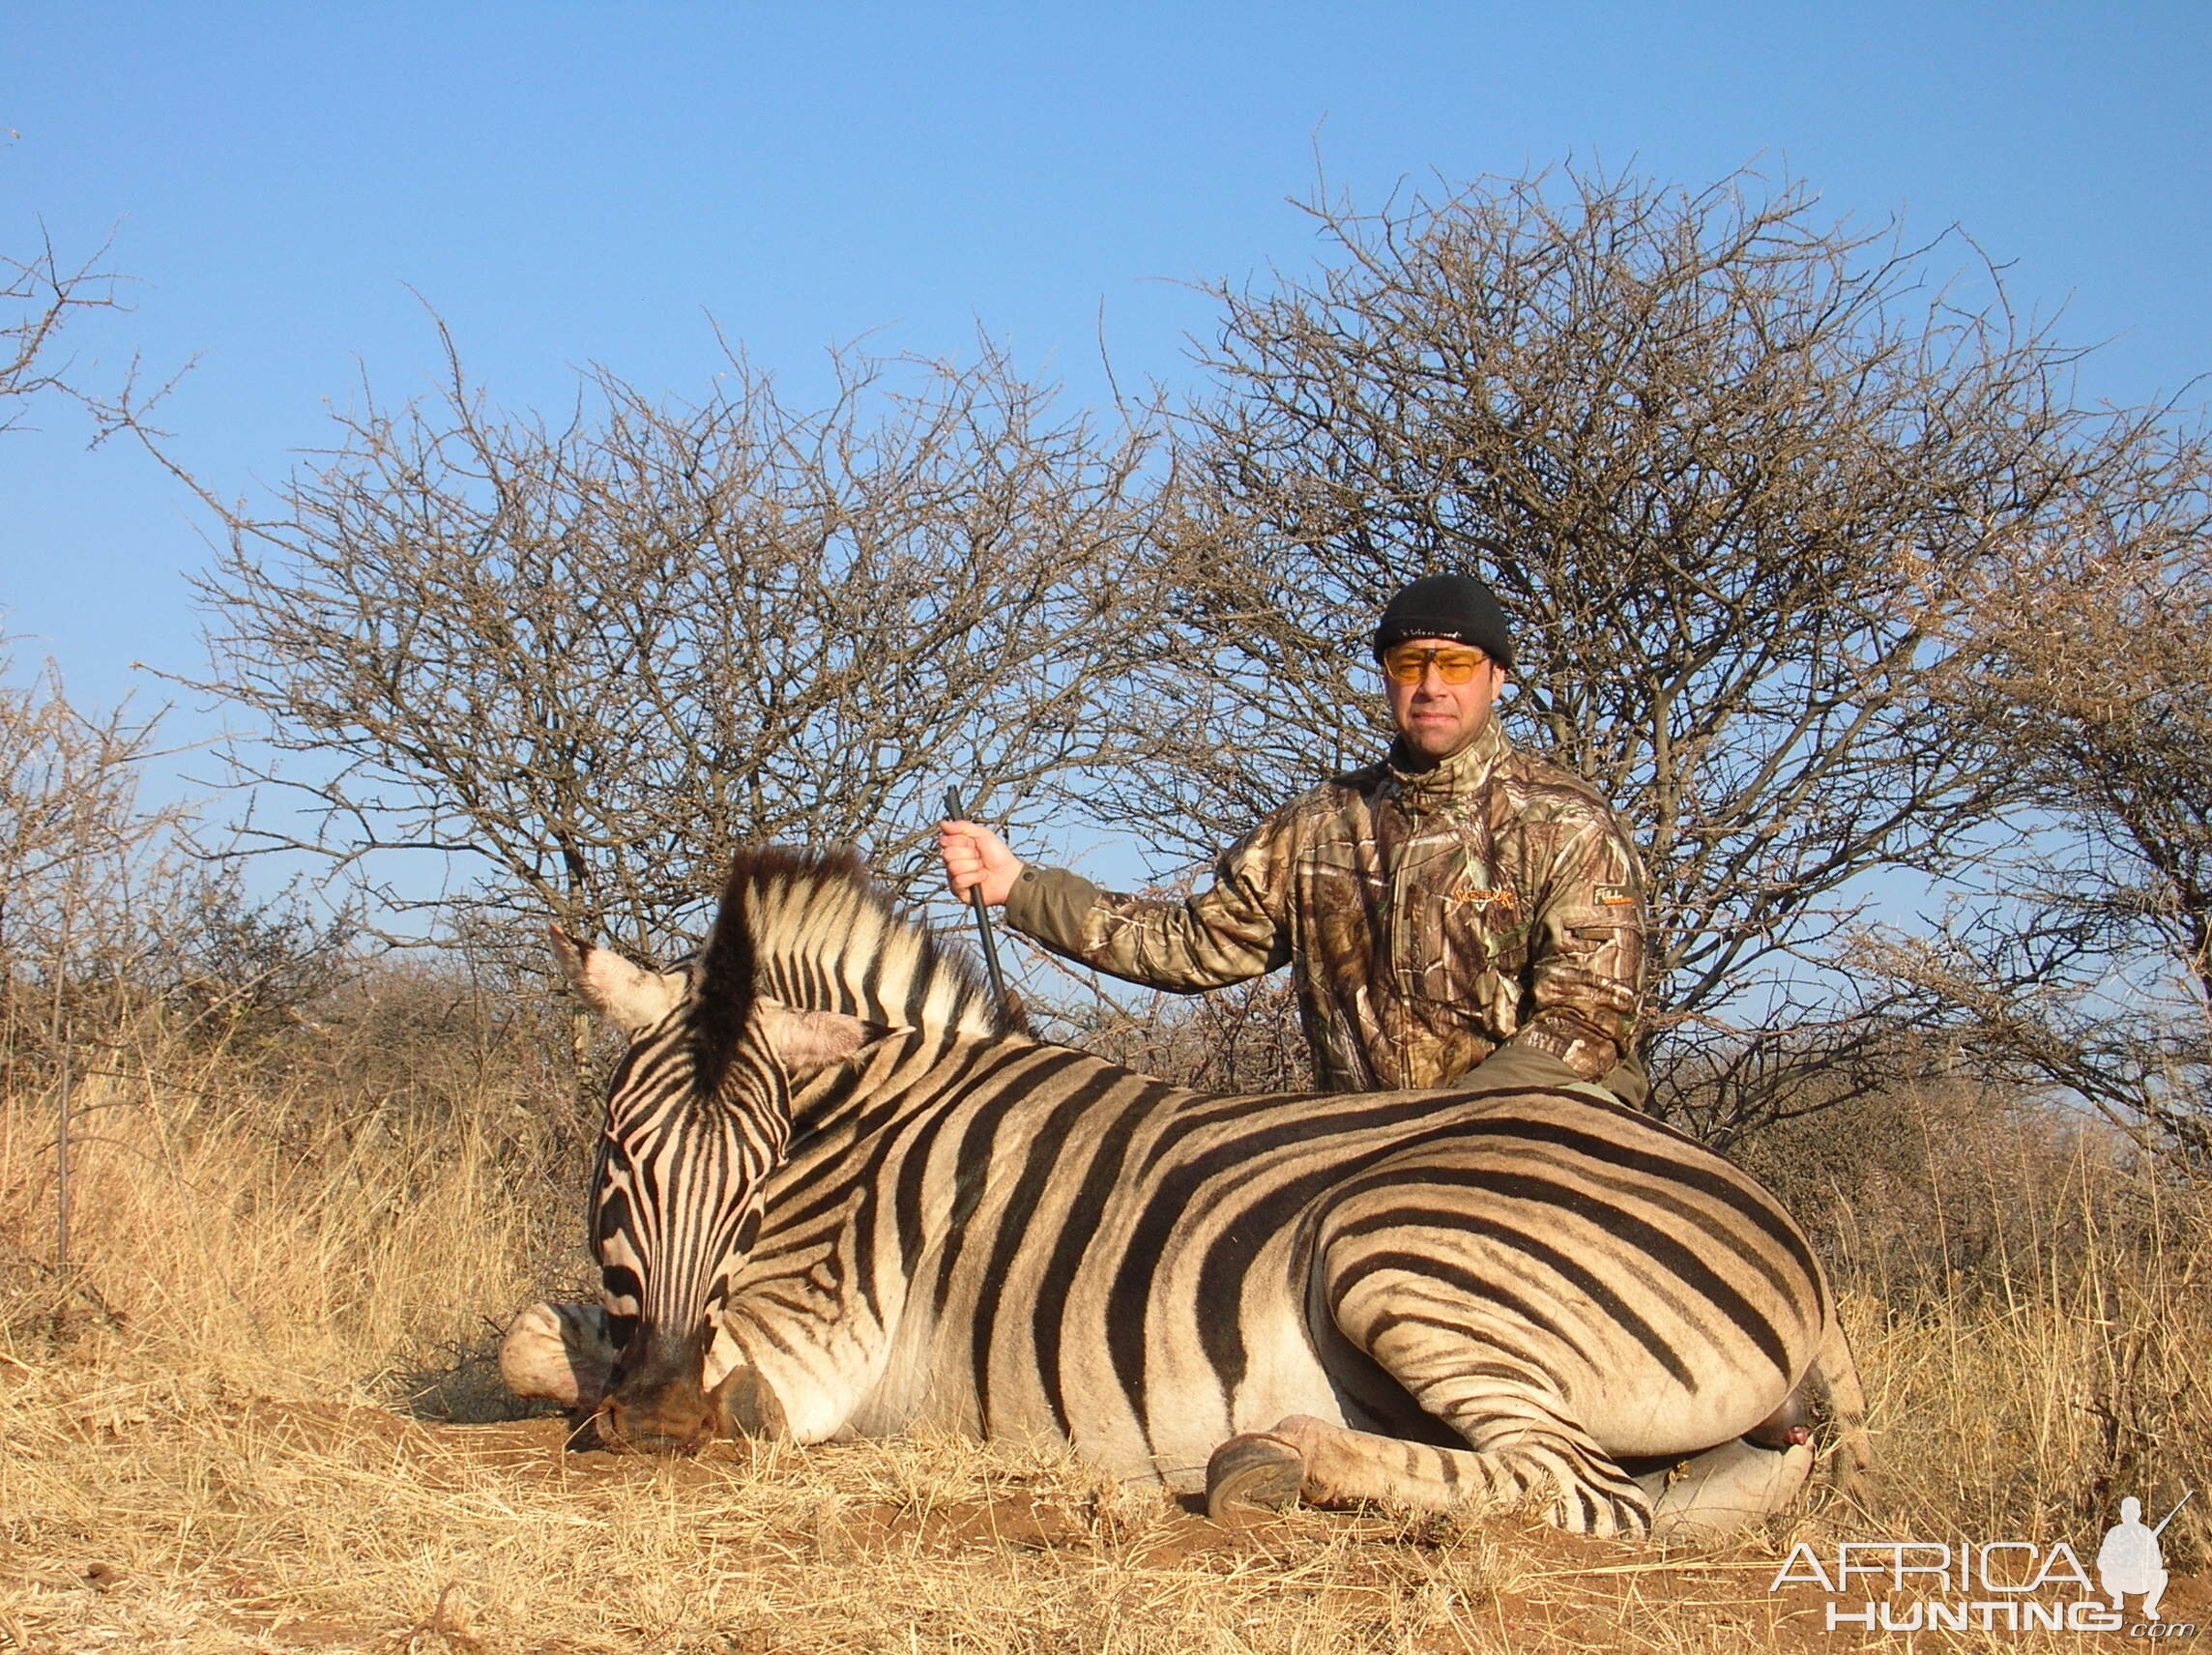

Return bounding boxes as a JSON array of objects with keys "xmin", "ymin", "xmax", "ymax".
[
  {"xmin": 1647, "ymin": 1439, "xmax": 1815, "ymax": 1542},
  {"xmin": 1206, "ymin": 1432, "xmax": 1306, "ymax": 1524},
  {"xmin": 499, "ymin": 1301, "xmax": 615, "ymax": 1410}
]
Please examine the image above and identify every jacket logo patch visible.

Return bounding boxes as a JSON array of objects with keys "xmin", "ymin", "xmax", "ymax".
[
  {"xmin": 1450, "ymin": 886, "xmax": 1518, "ymax": 915},
  {"xmin": 1594, "ymin": 884, "xmax": 1638, "ymax": 908}
]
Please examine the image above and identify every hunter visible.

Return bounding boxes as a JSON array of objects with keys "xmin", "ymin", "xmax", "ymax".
[{"xmin": 938, "ymin": 573, "xmax": 1649, "ymax": 1105}]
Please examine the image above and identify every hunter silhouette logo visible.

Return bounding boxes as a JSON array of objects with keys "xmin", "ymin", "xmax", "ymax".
[{"xmin": 2100, "ymin": 1492, "xmax": 2190, "ymax": 1624}]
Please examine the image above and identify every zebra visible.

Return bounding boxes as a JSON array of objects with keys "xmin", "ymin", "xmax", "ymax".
[{"xmin": 502, "ymin": 846, "xmax": 1871, "ymax": 1540}]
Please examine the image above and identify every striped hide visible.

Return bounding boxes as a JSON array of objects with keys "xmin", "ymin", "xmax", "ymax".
[{"xmin": 504, "ymin": 846, "xmax": 1871, "ymax": 1540}]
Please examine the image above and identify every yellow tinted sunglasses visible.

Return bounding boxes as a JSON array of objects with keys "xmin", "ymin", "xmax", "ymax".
[{"xmin": 1381, "ymin": 644, "xmax": 1492, "ymax": 685}]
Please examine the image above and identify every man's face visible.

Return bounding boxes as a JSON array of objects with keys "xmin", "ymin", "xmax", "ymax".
[{"xmin": 1381, "ymin": 636, "xmax": 1508, "ymax": 764}]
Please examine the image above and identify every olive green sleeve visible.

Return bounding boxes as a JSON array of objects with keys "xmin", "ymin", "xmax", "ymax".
[
  {"xmin": 1001, "ymin": 828, "xmax": 1295, "ymax": 993},
  {"xmin": 1002, "ymin": 864, "xmax": 1108, "ymax": 955}
]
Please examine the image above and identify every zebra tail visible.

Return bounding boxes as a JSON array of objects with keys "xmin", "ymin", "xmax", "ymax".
[{"xmin": 1809, "ymin": 1304, "xmax": 1877, "ymax": 1519}]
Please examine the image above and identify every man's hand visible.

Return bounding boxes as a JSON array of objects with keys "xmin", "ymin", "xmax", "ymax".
[{"xmin": 938, "ymin": 819, "xmax": 1024, "ymax": 908}]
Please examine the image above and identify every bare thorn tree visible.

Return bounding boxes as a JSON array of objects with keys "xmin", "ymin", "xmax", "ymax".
[
  {"xmin": 1869, "ymin": 421, "xmax": 2212, "ymax": 1156},
  {"xmin": 1, "ymin": 230, "xmax": 124, "ymax": 431},
  {"xmin": 0, "ymin": 641, "xmax": 189, "ymax": 1047},
  {"xmin": 0, "ymin": 630, "xmax": 194, "ymax": 1287},
  {"xmin": 1130, "ymin": 165, "xmax": 2126, "ymax": 1141},
  {"xmin": 171, "ymin": 328, "xmax": 1184, "ymax": 960}
]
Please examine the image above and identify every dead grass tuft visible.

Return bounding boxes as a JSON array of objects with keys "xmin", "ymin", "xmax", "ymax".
[{"xmin": 4, "ymin": 1020, "xmax": 2206, "ymax": 1651}]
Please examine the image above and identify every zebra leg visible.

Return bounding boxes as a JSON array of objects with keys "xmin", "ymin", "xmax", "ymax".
[
  {"xmin": 499, "ymin": 1301, "xmax": 617, "ymax": 1410},
  {"xmin": 1208, "ymin": 1411, "xmax": 1821, "ymax": 1541},
  {"xmin": 1207, "ymin": 1245, "xmax": 1659, "ymax": 1535},
  {"xmin": 1208, "ymin": 1394, "xmax": 1656, "ymax": 1537},
  {"xmin": 1204, "ymin": 1429, "xmax": 1310, "ymax": 1519},
  {"xmin": 1639, "ymin": 1439, "xmax": 1816, "ymax": 1540}
]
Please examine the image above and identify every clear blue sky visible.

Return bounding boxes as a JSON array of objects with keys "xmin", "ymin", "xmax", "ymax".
[{"xmin": 5, "ymin": 2, "xmax": 2208, "ymax": 755}]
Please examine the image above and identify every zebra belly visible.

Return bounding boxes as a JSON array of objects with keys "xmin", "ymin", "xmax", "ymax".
[
  {"xmin": 1062, "ymin": 1303, "xmax": 1347, "ymax": 1491},
  {"xmin": 830, "ymin": 1245, "xmax": 1345, "ymax": 1488}
]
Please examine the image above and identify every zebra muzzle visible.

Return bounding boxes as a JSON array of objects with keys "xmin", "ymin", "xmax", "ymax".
[
  {"xmin": 597, "ymin": 1389, "xmax": 717, "ymax": 1455},
  {"xmin": 597, "ymin": 1329, "xmax": 719, "ymax": 1455}
]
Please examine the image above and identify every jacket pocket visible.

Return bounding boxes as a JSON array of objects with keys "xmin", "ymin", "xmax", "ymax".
[{"xmin": 1410, "ymin": 886, "xmax": 1524, "ymax": 1013}]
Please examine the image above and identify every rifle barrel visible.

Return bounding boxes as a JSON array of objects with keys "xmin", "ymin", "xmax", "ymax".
[{"xmin": 2151, "ymin": 1489, "xmax": 2195, "ymax": 1536}]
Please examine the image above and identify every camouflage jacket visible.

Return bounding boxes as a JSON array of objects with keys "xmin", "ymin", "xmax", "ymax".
[{"xmin": 1004, "ymin": 721, "xmax": 1646, "ymax": 1093}]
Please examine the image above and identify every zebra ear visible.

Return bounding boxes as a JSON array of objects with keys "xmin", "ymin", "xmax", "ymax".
[
  {"xmin": 550, "ymin": 924, "xmax": 686, "ymax": 1034},
  {"xmin": 755, "ymin": 1000, "xmax": 877, "ymax": 1081}
]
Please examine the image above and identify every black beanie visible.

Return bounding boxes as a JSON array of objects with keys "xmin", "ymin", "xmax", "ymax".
[{"xmin": 1371, "ymin": 573, "xmax": 1513, "ymax": 670}]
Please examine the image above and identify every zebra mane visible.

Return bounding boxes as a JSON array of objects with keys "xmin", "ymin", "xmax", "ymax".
[{"xmin": 689, "ymin": 846, "xmax": 1011, "ymax": 1089}]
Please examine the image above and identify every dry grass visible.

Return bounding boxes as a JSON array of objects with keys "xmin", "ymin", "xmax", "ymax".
[
  {"xmin": 4, "ymin": 1012, "xmax": 2208, "ymax": 1652},
  {"xmin": 0, "ymin": 1379, "xmax": 1841, "ymax": 1655}
]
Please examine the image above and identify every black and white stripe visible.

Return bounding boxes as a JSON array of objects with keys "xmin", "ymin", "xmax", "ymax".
[{"xmin": 523, "ymin": 848, "xmax": 1870, "ymax": 1537}]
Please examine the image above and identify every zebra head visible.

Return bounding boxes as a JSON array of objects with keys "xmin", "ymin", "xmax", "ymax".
[{"xmin": 550, "ymin": 852, "xmax": 884, "ymax": 1453}]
